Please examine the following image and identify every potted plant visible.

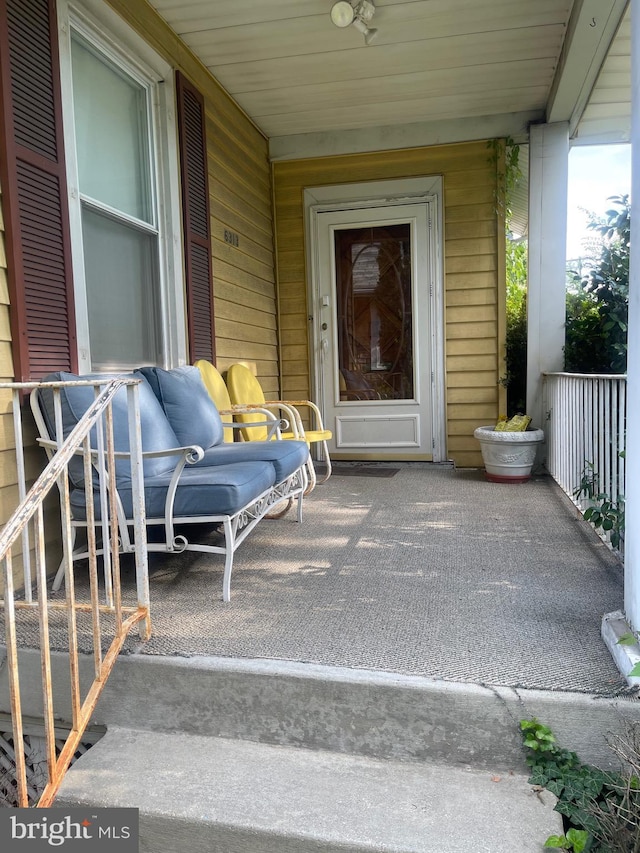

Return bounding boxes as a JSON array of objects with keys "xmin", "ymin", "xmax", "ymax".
[{"xmin": 474, "ymin": 415, "xmax": 544, "ymax": 483}]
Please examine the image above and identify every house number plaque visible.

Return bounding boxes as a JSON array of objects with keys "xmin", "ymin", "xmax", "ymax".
[{"xmin": 224, "ymin": 229, "xmax": 239, "ymax": 247}]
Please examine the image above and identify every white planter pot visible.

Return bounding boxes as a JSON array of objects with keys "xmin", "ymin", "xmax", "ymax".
[{"xmin": 473, "ymin": 426, "xmax": 545, "ymax": 483}]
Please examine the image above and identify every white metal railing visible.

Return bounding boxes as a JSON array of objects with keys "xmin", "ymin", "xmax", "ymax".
[
  {"xmin": 0, "ymin": 378, "xmax": 151, "ymax": 806},
  {"xmin": 543, "ymin": 372, "xmax": 626, "ymax": 552}
]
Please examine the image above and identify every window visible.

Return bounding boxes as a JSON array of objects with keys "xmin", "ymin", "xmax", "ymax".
[
  {"xmin": 70, "ymin": 33, "xmax": 161, "ymax": 370},
  {"xmin": 61, "ymin": 5, "xmax": 185, "ymax": 372},
  {"xmin": 0, "ymin": 0, "xmax": 213, "ymax": 379}
]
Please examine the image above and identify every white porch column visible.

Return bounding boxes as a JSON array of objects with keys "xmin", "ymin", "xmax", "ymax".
[
  {"xmin": 602, "ymin": 0, "xmax": 640, "ymax": 681},
  {"xmin": 625, "ymin": 0, "xmax": 640, "ymax": 632},
  {"xmin": 526, "ymin": 122, "xmax": 569, "ymax": 430}
]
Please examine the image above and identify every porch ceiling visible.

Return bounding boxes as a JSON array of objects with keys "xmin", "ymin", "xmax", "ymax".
[{"xmin": 146, "ymin": 0, "xmax": 630, "ymax": 155}]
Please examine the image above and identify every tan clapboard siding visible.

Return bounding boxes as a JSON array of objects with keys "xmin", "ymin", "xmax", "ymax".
[
  {"xmin": 448, "ymin": 218, "xmax": 500, "ymax": 240},
  {"xmin": 206, "ymin": 115, "xmax": 270, "ymax": 193},
  {"xmin": 446, "ymin": 287, "xmax": 496, "ymax": 307},
  {"xmin": 447, "ymin": 338, "xmax": 498, "ymax": 356},
  {"xmin": 445, "ymin": 168, "xmax": 495, "ymax": 190},
  {"xmin": 210, "ymin": 157, "xmax": 272, "ymax": 222},
  {"xmin": 448, "ymin": 402, "xmax": 498, "ymax": 421},
  {"xmin": 105, "ymin": 0, "xmax": 278, "ymax": 380},
  {"xmin": 446, "ymin": 271, "xmax": 497, "ymax": 290},
  {"xmin": 208, "ymin": 173, "xmax": 270, "ymax": 239},
  {"xmin": 215, "ymin": 339, "xmax": 276, "ymax": 365},
  {"xmin": 214, "ymin": 280, "xmax": 275, "ymax": 316},
  {"xmin": 445, "ymin": 186, "xmax": 495, "ymax": 207},
  {"xmin": 447, "ymin": 354, "xmax": 497, "ymax": 373},
  {"xmin": 273, "ymin": 139, "xmax": 505, "ymax": 467},
  {"xmin": 214, "ymin": 259, "xmax": 275, "ymax": 300},
  {"xmin": 211, "ymin": 217, "xmax": 273, "ymax": 268},
  {"xmin": 0, "ymin": 267, "xmax": 8, "ymax": 305}
]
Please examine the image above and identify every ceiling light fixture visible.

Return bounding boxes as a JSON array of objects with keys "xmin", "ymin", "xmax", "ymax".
[
  {"xmin": 330, "ymin": 1, "xmax": 355, "ymax": 27},
  {"xmin": 330, "ymin": 0, "xmax": 378, "ymax": 45}
]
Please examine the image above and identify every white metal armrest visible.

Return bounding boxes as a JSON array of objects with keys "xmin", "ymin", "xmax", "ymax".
[
  {"xmin": 229, "ymin": 401, "xmax": 305, "ymax": 439},
  {"xmin": 267, "ymin": 399, "xmax": 326, "ymax": 431},
  {"xmin": 219, "ymin": 406, "xmax": 290, "ymax": 439}
]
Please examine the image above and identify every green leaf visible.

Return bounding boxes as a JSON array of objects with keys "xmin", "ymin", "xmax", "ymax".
[
  {"xmin": 528, "ymin": 769, "xmax": 550, "ymax": 786},
  {"xmin": 617, "ymin": 632, "xmax": 637, "ymax": 646},
  {"xmin": 545, "ymin": 836, "xmax": 570, "ymax": 849},
  {"xmin": 546, "ymin": 778, "xmax": 565, "ymax": 797},
  {"xmin": 566, "ymin": 829, "xmax": 589, "ymax": 853},
  {"xmin": 629, "ymin": 661, "xmax": 640, "ymax": 677},
  {"xmin": 555, "ymin": 800, "xmax": 579, "ymax": 819}
]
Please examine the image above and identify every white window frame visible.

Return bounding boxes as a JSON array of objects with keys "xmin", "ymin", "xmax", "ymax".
[{"xmin": 57, "ymin": 0, "xmax": 187, "ymax": 373}]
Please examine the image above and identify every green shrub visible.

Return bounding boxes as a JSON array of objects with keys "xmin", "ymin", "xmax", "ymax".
[
  {"xmin": 505, "ymin": 238, "xmax": 527, "ymax": 415},
  {"xmin": 520, "ymin": 719, "xmax": 640, "ymax": 852},
  {"xmin": 565, "ymin": 196, "xmax": 629, "ymax": 374}
]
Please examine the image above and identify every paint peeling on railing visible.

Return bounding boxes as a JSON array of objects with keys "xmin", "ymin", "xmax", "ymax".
[{"xmin": 0, "ymin": 379, "xmax": 151, "ymax": 807}]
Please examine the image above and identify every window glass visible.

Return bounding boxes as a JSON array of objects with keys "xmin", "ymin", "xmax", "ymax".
[
  {"xmin": 81, "ymin": 208, "xmax": 159, "ymax": 370},
  {"xmin": 334, "ymin": 224, "xmax": 414, "ymax": 401},
  {"xmin": 71, "ymin": 36, "xmax": 152, "ymax": 223}
]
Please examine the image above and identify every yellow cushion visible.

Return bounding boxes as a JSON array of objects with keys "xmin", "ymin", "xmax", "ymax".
[
  {"xmin": 194, "ymin": 359, "xmax": 234, "ymax": 443},
  {"xmin": 226, "ymin": 363, "xmax": 270, "ymax": 441}
]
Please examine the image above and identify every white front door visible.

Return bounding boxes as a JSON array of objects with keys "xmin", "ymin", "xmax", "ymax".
[{"xmin": 314, "ymin": 201, "xmax": 441, "ymax": 460}]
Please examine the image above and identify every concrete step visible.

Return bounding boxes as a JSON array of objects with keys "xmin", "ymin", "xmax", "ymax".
[
  {"xmin": 6, "ymin": 650, "xmax": 638, "ymax": 770},
  {"xmin": 56, "ymin": 726, "xmax": 562, "ymax": 853}
]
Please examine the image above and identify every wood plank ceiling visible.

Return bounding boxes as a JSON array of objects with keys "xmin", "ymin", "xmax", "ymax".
[
  {"xmin": 151, "ymin": 0, "xmax": 572, "ymax": 137},
  {"xmin": 576, "ymin": 4, "xmax": 631, "ymax": 143},
  {"xmin": 147, "ymin": 0, "xmax": 576, "ymax": 139}
]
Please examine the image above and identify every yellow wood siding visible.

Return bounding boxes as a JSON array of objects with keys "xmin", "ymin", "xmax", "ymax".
[
  {"xmin": 272, "ymin": 141, "xmax": 506, "ymax": 467},
  {"xmin": 106, "ymin": 0, "xmax": 279, "ymax": 396}
]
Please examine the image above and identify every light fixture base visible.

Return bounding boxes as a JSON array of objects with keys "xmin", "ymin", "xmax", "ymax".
[{"xmin": 354, "ymin": 0, "xmax": 376, "ymax": 25}]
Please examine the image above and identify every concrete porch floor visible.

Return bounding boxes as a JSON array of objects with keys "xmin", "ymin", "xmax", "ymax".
[
  {"xmin": 98, "ymin": 462, "xmax": 627, "ymax": 696},
  {"xmin": 3, "ymin": 463, "xmax": 632, "ymax": 849}
]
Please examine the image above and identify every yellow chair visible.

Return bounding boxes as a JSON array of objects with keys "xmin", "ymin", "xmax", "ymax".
[
  {"xmin": 194, "ymin": 359, "xmax": 235, "ymax": 443},
  {"xmin": 226, "ymin": 362, "xmax": 332, "ymax": 492},
  {"xmin": 194, "ymin": 359, "xmax": 284, "ymax": 444}
]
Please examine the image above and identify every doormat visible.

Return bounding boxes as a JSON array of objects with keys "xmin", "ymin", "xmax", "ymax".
[{"xmin": 331, "ymin": 466, "xmax": 399, "ymax": 478}]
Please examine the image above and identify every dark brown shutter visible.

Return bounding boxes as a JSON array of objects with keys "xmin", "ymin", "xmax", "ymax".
[
  {"xmin": 175, "ymin": 71, "xmax": 215, "ymax": 364},
  {"xmin": 0, "ymin": 0, "xmax": 77, "ymax": 380}
]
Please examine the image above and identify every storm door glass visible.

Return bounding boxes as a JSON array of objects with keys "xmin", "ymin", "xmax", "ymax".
[{"xmin": 334, "ymin": 224, "xmax": 414, "ymax": 401}]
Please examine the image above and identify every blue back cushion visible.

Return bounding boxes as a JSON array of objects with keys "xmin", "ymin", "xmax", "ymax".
[
  {"xmin": 39, "ymin": 372, "xmax": 180, "ymax": 486},
  {"xmin": 137, "ymin": 366, "xmax": 224, "ymax": 450}
]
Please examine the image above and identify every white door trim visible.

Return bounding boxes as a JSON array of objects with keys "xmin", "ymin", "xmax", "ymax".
[{"xmin": 304, "ymin": 177, "xmax": 447, "ymax": 462}]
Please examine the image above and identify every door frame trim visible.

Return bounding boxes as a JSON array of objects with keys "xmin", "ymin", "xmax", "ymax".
[{"xmin": 304, "ymin": 177, "xmax": 447, "ymax": 462}]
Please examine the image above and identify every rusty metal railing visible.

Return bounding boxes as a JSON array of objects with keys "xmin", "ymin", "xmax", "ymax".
[{"xmin": 0, "ymin": 378, "xmax": 151, "ymax": 806}]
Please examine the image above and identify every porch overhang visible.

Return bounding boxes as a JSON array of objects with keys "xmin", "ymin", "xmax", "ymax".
[{"xmin": 143, "ymin": 1, "xmax": 630, "ymax": 158}]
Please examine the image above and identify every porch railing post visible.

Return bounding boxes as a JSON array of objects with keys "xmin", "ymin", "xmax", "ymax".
[{"xmin": 624, "ymin": 0, "xmax": 640, "ymax": 632}]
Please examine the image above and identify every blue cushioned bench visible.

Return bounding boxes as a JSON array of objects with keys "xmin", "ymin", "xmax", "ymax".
[{"xmin": 32, "ymin": 366, "xmax": 309, "ymax": 602}]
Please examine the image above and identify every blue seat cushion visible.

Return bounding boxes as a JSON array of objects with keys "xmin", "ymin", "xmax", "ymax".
[
  {"xmin": 138, "ymin": 366, "xmax": 224, "ymax": 450},
  {"xmin": 70, "ymin": 460, "xmax": 277, "ymax": 520},
  {"xmin": 197, "ymin": 440, "xmax": 308, "ymax": 484},
  {"xmin": 39, "ymin": 372, "xmax": 180, "ymax": 486}
]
